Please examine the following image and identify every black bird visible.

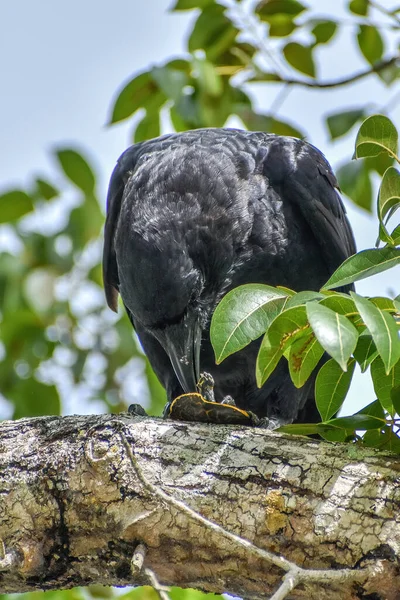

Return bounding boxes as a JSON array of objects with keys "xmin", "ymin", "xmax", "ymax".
[{"xmin": 103, "ymin": 128, "xmax": 356, "ymax": 427}]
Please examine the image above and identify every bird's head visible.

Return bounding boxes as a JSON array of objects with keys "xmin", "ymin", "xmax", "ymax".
[{"xmin": 116, "ymin": 231, "xmax": 212, "ymax": 394}]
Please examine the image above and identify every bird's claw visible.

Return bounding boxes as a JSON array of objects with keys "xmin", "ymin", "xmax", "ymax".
[{"xmin": 196, "ymin": 372, "xmax": 215, "ymax": 402}]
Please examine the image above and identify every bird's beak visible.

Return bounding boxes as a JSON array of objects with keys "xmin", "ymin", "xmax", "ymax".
[{"xmin": 159, "ymin": 317, "xmax": 202, "ymax": 394}]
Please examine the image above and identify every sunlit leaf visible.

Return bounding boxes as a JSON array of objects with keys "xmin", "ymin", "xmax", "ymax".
[
  {"xmin": 353, "ymin": 334, "xmax": 378, "ymax": 372},
  {"xmin": 371, "ymin": 357, "xmax": 400, "ymax": 416},
  {"xmin": 238, "ymin": 109, "xmax": 304, "ymax": 138},
  {"xmin": 337, "ymin": 160, "xmax": 372, "ymax": 212},
  {"xmin": 311, "ymin": 20, "xmax": 337, "ymax": 44},
  {"xmin": 256, "ymin": 337, "xmax": 284, "ymax": 387},
  {"xmin": 320, "ymin": 293, "xmax": 357, "ymax": 316},
  {"xmin": 34, "ymin": 177, "xmax": 58, "ymax": 201},
  {"xmin": 357, "ymin": 399, "xmax": 385, "ymax": 419},
  {"xmin": 351, "ymin": 292, "xmax": 400, "ymax": 373},
  {"xmin": 316, "ymin": 357, "xmax": 356, "ymax": 421},
  {"xmin": 268, "ymin": 15, "xmax": 297, "ymax": 37},
  {"xmin": 0, "ymin": 190, "xmax": 34, "ymax": 223},
  {"xmin": 285, "ymin": 291, "xmax": 324, "ymax": 309},
  {"xmin": 171, "ymin": 0, "xmax": 215, "ymax": 9},
  {"xmin": 277, "ymin": 422, "xmax": 322, "ymax": 435},
  {"xmin": 322, "ymin": 247, "xmax": 400, "ymax": 290},
  {"xmin": 354, "ymin": 115, "xmax": 398, "ymax": 160},
  {"xmin": 377, "ymin": 166, "xmax": 400, "ymax": 244},
  {"xmin": 306, "ymin": 302, "xmax": 358, "ymax": 370},
  {"xmin": 349, "ymin": 0, "xmax": 369, "ymax": 15},
  {"xmin": 55, "ymin": 149, "xmax": 96, "ymax": 195},
  {"xmin": 288, "ymin": 333, "xmax": 324, "ymax": 388},
  {"xmin": 357, "ymin": 25, "xmax": 384, "ymax": 66},
  {"xmin": 283, "ymin": 42, "xmax": 316, "ymax": 77},
  {"xmin": 194, "ymin": 57, "xmax": 223, "ymax": 96},
  {"xmin": 326, "ymin": 109, "xmax": 364, "ymax": 140},
  {"xmin": 256, "ymin": 0, "xmax": 306, "ymax": 18},
  {"xmin": 133, "ymin": 111, "xmax": 160, "ymax": 143},
  {"xmin": 325, "ymin": 413, "xmax": 385, "ymax": 430},
  {"xmin": 257, "ymin": 305, "xmax": 310, "ymax": 386},
  {"xmin": 151, "ymin": 64, "xmax": 189, "ymax": 102},
  {"xmin": 211, "ymin": 284, "xmax": 289, "ymax": 364},
  {"xmin": 108, "ymin": 71, "xmax": 159, "ymax": 124},
  {"xmin": 188, "ymin": 4, "xmax": 238, "ymax": 61}
]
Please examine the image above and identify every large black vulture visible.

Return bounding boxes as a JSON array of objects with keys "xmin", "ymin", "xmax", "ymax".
[{"xmin": 103, "ymin": 128, "xmax": 356, "ymax": 427}]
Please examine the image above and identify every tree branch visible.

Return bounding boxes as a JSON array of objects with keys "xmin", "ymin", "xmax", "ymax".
[
  {"xmin": 0, "ymin": 414, "xmax": 399, "ymax": 598},
  {"xmin": 254, "ymin": 55, "xmax": 399, "ymax": 89}
]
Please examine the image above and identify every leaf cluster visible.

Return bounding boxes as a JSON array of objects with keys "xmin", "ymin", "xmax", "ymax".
[{"xmin": 211, "ymin": 114, "xmax": 400, "ymax": 450}]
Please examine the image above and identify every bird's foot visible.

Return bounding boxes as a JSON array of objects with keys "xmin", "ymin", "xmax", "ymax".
[
  {"xmin": 196, "ymin": 372, "xmax": 215, "ymax": 402},
  {"xmin": 221, "ymin": 395, "xmax": 235, "ymax": 406},
  {"xmin": 128, "ymin": 403, "xmax": 149, "ymax": 417}
]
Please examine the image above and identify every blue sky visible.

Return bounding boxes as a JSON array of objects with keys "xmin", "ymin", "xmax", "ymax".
[{"xmin": 1, "ymin": 0, "xmax": 399, "ymax": 414}]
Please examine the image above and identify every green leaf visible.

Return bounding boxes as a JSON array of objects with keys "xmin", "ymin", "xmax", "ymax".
[
  {"xmin": 283, "ymin": 42, "xmax": 316, "ymax": 77},
  {"xmin": 108, "ymin": 71, "xmax": 159, "ymax": 124},
  {"xmin": 306, "ymin": 302, "xmax": 358, "ymax": 370},
  {"xmin": 311, "ymin": 20, "xmax": 338, "ymax": 44},
  {"xmin": 257, "ymin": 305, "xmax": 311, "ymax": 386},
  {"xmin": 326, "ymin": 109, "xmax": 364, "ymax": 140},
  {"xmin": 288, "ymin": 333, "xmax": 325, "ymax": 388},
  {"xmin": 151, "ymin": 65, "xmax": 189, "ymax": 102},
  {"xmin": 256, "ymin": 337, "xmax": 284, "ymax": 387},
  {"xmin": 337, "ymin": 160, "xmax": 372, "ymax": 212},
  {"xmin": 378, "ymin": 167, "xmax": 400, "ymax": 244},
  {"xmin": 320, "ymin": 293, "xmax": 357, "ymax": 316},
  {"xmin": 357, "ymin": 25, "xmax": 384, "ymax": 66},
  {"xmin": 390, "ymin": 223, "xmax": 400, "ymax": 245},
  {"xmin": 392, "ymin": 384, "xmax": 400, "ymax": 416},
  {"xmin": 55, "ymin": 149, "xmax": 96, "ymax": 195},
  {"xmin": 322, "ymin": 247, "xmax": 400, "ymax": 290},
  {"xmin": 277, "ymin": 423, "xmax": 322, "ymax": 435},
  {"xmin": 351, "ymin": 292, "xmax": 400, "ymax": 374},
  {"xmin": 133, "ymin": 111, "xmax": 160, "ymax": 143},
  {"xmin": 354, "ymin": 115, "xmax": 398, "ymax": 160},
  {"xmin": 210, "ymin": 284, "xmax": 289, "ymax": 364},
  {"xmin": 194, "ymin": 57, "xmax": 223, "ymax": 96},
  {"xmin": 34, "ymin": 178, "xmax": 58, "ymax": 201},
  {"xmin": 349, "ymin": 0, "xmax": 369, "ymax": 15},
  {"xmin": 238, "ymin": 109, "xmax": 305, "ymax": 138},
  {"xmin": 325, "ymin": 413, "xmax": 385, "ymax": 431},
  {"xmin": 11, "ymin": 378, "xmax": 60, "ymax": 419},
  {"xmin": 171, "ymin": 0, "xmax": 214, "ymax": 9},
  {"xmin": 256, "ymin": 0, "xmax": 306, "ymax": 18},
  {"xmin": 316, "ymin": 358, "xmax": 356, "ymax": 421},
  {"xmin": 188, "ymin": 4, "xmax": 238, "ymax": 62},
  {"xmin": 285, "ymin": 291, "xmax": 324, "ymax": 309},
  {"xmin": 371, "ymin": 357, "xmax": 400, "ymax": 416},
  {"xmin": 353, "ymin": 335, "xmax": 378, "ymax": 372},
  {"xmin": 0, "ymin": 190, "xmax": 34, "ymax": 223},
  {"xmin": 357, "ymin": 399, "xmax": 385, "ymax": 419},
  {"xmin": 377, "ymin": 428, "xmax": 400, "ymax": 453},
  {"xmin": 268, "ymin": 15, "xmax": 297, "ymax": 37}
]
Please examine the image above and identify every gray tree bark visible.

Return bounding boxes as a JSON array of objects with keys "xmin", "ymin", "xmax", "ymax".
[{"xmin": 0, "ymin": 413, "xmax": 399, "ymax": 599}]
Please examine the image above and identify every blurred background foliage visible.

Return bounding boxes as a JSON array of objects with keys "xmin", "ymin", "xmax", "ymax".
[{"xmin": 0, "ymin": 0, "xmax": 399, "ymax": 599}]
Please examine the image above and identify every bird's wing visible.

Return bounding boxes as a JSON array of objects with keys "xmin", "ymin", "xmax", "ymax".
[
  {"xmin": 103, "ymin": 146, "xmax": 140, "ymax": 312},
  {"xmin": 103, "ymin": 134, "xmax": 178, "ymax": 311},
  {"xmin": 258, "ymin": 136, "xmax": 356, "ymax": 275}
]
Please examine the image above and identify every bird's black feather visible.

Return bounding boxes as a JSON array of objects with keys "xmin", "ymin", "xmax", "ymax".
[{"xmin": 103, "ymin": 128, "xmax": 356, "ymax": 426}]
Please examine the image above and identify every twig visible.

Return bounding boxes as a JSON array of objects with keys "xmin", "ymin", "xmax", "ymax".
[
  {"xmin": 270, "ymin": 55, "xmax": 399, "ymax": 89},
  {"xmin": 117, "ymin": 424, "xmax": 372, "ymax": 596},
  {"xmin": 144, "ymin": 568, "xmax": 171, "ymax": 600},
  {"xmin": 369, "ymin": 0, "xmax": 400, "ymax": 26}
]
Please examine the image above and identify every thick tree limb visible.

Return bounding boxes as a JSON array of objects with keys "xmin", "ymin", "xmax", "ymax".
[{"xmin": 0, "ymin": 414, "xmax": 399, "ymax": 599}]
